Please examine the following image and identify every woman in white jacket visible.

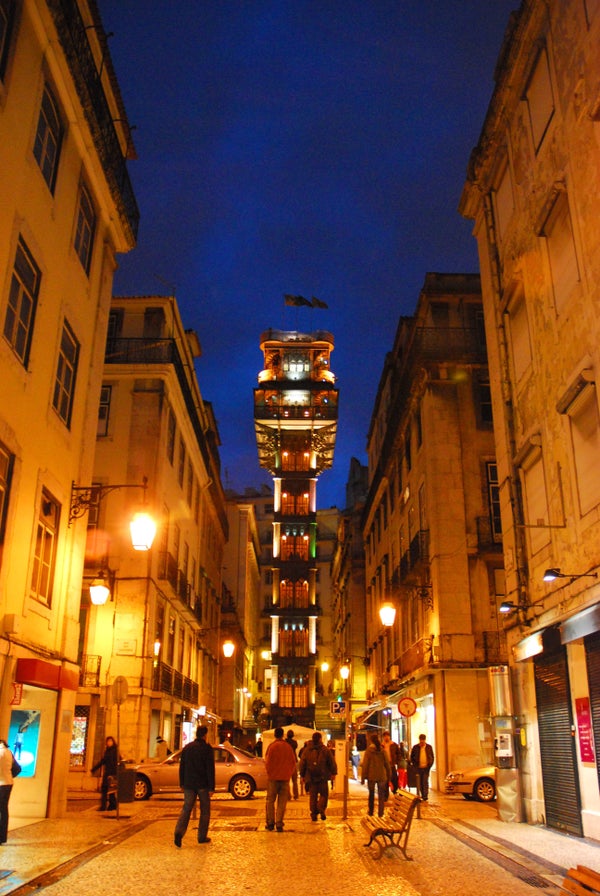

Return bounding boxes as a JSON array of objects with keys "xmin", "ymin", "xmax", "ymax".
[{"xmin": 0, "ymin": 739, "xmax": 16, "ymax": 844}]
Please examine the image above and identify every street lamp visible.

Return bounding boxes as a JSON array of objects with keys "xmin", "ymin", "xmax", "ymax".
[
  {"xmin": 379, "ymin": 602, "xmax": 396, "ymax": 627},
  {"xmin": 69, "ymin": 477, "xmax": 156, "ymax": 550}
]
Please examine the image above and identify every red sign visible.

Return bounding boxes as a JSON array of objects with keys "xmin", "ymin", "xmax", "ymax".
[
  {"xmin": 10, "ymin": 682, "xmax": 23, "ymax": 705},
  {"xmin": 576, "ymin": 697, "xmax": 595, "ymax": 763},
  {"xmin": 398, "ymin": 697, "xmax": 417, "ymax": 717}
]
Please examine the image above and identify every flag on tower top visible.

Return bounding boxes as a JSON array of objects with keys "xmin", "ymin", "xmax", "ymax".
[
  {"xmin": 284, "ymin": 294, "xmax": 313, "ymax": 307},
  {"xmin": 311, "ymin": 296, "xmax": 328, "ymax": 309}
]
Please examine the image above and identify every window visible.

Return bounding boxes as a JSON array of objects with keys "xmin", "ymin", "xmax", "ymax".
[
  {"xmin": 31, "ymin": 489, "xmax": 60, "ymax": 606},
  {"xmin": 492, "ymin": 160, "xmax": 514, "ymax": 244},
  {"xmin": 508, "ymin": 291, "xmax": 532, "ymax": 382},
  {"xmin": 33, "ymin": 82, "xmax": 63, "ymax": 192},
  {"xmin": 178, "ymin": 438, "xmax": 185, "ymax": 487},
  {"xmin": 542, "ymin": 192, "xmax": 579, "ymax": 314},
  {"xmin": 525, "ymin": 47, "xmax": 554, "ymax": 152},
  {"xmin": 97, "ymin": 385, "xmax": 112, "ymax": 437},
  {"xmin": 561, "ymin": 380, "xmax": 600, "ymax": 516},
  {"xmin": 0, "ymin": 440, "xmax": 14, "ymax": 554},
  {"xmin": 74, "ymin": 182, "xmax": 96, "ymax": 273},
  {"xmin": 4, "ymin": 237, "xmax": 40, "ymax": 366},
  {"xmin": 167, "ymin": 408, "xmax": 176, "ymax": 464},
  {"xmin": 486, "ymin": 462, "xmax": 502, "ymax": 542},
  {"xmin": 519, "ymin": 447, "xmax": 550, "ymax": 555},
  {"xmin": 0, "ymin": 0, "xmax": 16, "ymax": 82},
  {"xmin": 52, "ymin": 319, "xmax": 79, "ymax": 426},
  {"xmin": 476, "ymin": 376, "xmax": 493, "ymax": 427}
]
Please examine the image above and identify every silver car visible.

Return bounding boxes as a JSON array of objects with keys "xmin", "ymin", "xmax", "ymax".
[
  {"xmin": 444, "ymin": 765, "xmax": 496, "ymax": 802},
  {"xmin": 133, "ymin": 742, "xmax": 268, "ymax": 801}
]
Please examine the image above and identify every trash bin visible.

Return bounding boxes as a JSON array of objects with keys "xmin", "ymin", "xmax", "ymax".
[{"xmin": 117, "ymin": 768, "xmax": 136, "ymax": 803}]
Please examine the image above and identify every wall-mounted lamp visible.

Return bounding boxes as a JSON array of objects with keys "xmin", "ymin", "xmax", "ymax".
[
  {"xmin": 88, "ymin": 569, "xmax": 115, "ymax": 606},
  {"xmin": 499, "ymin": 600, "xmax": 518, "ymax": 614},
  {"xmin": 543, "ymin": 567, "xmax": 598, "ymax": 583},
  {"xmin": 340, "ymin": 664, "xmax": 350, "ymax": 680},
  {"xmin": 379, "ymin": 602, "xmax": 396, "ymax": 627},
  {"xmin": 70, "ymin": 477, "xmax": 156, "ymax": 550},
  {"xmin": 222, "ymin": 640, "xmax": 235, "ymax": 658},
  {"xmin": 198, "ymin": 628, "xmax": 236, "ymax": 658}
]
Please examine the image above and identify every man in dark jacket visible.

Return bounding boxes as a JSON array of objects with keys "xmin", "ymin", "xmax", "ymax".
[
  {"xmin": 174, "ymin": 725, "xmax": 215, "ymax": 847},
  {"xmin": 409, "ymin": 734, "xmax": 434, "ymax": 801},
  {"xmin": 299, "ymin": 731, "xmax": 337, "ymax": 821}
]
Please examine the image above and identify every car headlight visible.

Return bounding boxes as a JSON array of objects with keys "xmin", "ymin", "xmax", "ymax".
[{"xmin": 445, "ymin": 772, "xmax": 464, "ymax": 783}]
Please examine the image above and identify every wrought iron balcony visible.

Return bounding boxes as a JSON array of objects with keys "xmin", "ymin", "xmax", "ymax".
[{"xmin": 48, "ymin": 0, "xmax": 139, "ymax": 243}]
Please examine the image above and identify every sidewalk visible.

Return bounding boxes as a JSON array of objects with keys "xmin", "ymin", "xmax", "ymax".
[{"xmin": 0, "ymin": 780, "xmax": 598, "ymax": 895}]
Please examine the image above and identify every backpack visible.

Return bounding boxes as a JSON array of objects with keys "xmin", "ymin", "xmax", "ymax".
[
  {"xmin": 305, "ymin": 745, "xmax": 329, "ymax": 782},
  {"xmin": 11, "ymin": 756, "xmax": 21, "ymax": 777}
]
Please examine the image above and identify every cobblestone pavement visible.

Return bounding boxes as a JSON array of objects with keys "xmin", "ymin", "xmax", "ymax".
[{"xmin": 0, "ymin": 783, "xmax": 599, "ymax": 895}]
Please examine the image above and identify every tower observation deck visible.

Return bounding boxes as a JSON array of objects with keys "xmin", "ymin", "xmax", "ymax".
[{"xmin": 254, "ymin": 328, "xmax": 338, "ymax": 726}]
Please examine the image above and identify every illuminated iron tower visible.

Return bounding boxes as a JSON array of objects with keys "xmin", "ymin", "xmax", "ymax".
[{"xmin": 254, "ymin": 328, "xmax": 338, "ymax": 726}]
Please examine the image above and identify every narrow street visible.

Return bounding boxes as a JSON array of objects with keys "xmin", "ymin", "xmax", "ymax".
[{"xmin": 3, "ymin": 784, "xmax": 599, "ymax": 896}]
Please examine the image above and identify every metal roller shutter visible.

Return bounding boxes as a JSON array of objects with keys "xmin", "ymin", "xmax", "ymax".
[
  {"xmin": 534, "ymin": 645, "xmax": 582, "ymax": 836},
  {"xmin": 585, "ymin": 630, "xmax": 600, "ymax": 793}
]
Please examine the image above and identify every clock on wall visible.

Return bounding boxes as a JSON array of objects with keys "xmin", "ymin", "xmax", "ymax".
[{"xmin": 398, "ymin": 696, "xmax": 417, "ymax": 717}]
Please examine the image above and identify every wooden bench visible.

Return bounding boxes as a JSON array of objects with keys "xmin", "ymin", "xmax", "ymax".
[
  {"xmin": 561, "ymin": 866, "xmax": 600, "ymax": 896},
  {"xmin": 360, "ymin": 788, "xmax": 421, "ymax": 860}
]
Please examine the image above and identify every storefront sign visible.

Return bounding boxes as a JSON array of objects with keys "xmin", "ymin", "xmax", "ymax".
[
  {"xmin": 575, "ymin": 697, "xmax": 595, "ymax": 763},
  {"xmin": 10, "ymin": 682, "xmax": 23, "ymax": 705}
]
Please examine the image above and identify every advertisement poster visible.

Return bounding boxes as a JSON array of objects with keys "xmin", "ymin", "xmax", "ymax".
[
  {"xmin": 8, "ymin": 709, "xmax": 41, "ymax": 778},
  {"xmin": 575, "ymin": 697, "xmax": 595, "ymax": 763}
]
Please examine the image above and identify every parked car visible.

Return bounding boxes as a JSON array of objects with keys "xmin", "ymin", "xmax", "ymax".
[
  {"xmin": 133, "ymin": 742, "xmax": 268, "ymax": 801},
  {"xmin": 444, "ymin": 765, "xmax": 496, "ymax": 802}
]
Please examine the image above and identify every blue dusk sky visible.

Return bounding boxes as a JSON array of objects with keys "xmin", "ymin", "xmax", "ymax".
[{"xmin": 96, "ymin": 1, "xmax": 517, "ymax": 510}]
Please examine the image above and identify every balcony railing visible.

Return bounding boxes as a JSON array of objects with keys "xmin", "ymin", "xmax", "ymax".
[
  {"xmin": 48, "ymin": 0, "xmax": 139, "ymax": 243},
  {"xmin": 399, "ymin": 530, "xmax": 429, "ymax": 583},
  {"xmin": 152, "ymin": 660, "xmax": 199, "ymax": 703},
  {"xmin": 157, "ymin": 551, "xmax": 202, "ymax": 624}
]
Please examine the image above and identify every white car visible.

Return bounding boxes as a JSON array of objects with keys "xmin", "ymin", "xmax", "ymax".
[
  {"xmin": 133, "ymin": 742, "xmax": 268, "ymax": 801},
  {"xmin": 444, "ymin": 765, "xmax": 496, "ymax": 802}
]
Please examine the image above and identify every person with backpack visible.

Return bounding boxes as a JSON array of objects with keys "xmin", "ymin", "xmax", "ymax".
[{"xmin": 299, "ymin": 731, "xmax": 337, "ymax": 821}]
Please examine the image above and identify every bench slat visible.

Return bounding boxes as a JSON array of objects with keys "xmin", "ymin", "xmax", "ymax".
[{"xmin": 562, "ymin": 866, "xmax": 600, "ymax": 896}]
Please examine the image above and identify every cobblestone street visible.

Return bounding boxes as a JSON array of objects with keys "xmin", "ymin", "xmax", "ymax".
[{"xmin": 1, "ymin": 784, "xmax": 599, "ymax": 895}]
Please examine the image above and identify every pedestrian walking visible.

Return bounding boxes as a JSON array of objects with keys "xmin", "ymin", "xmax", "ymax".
[
  {"xmin": 381, "ymin": 730, "xmax": 400, "ymax": 793},
  {"xmin": 299, "ymin": 731, "xmax": 337, "ymax": 821},
  {"xmin": 91, "ymin": 736, "xmax": 119, "ymax": 812},
  {"xmin": 0, "ymin": 739, "xmax": 17, "ymax": 844},
  {"xmin": 264, "ymin": 727, "xmax": 297, "ymax": 831},
  {"xmin": 361, "ymin": 733, "xmax": 391, "ymax": 816},
  {"xmin": 410, "ymin": 733, "xmax": 434, "ymax": 801},
  {"xmin": 285, "ymin": 729, "xmax": 299, "ymax": 799},
  {"xmin": 174, "ymin": 725, "xmax": 215, "ymax": 847}
]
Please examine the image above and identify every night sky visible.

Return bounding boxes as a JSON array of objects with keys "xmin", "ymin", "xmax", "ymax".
[{"xmin": 96, "ymin": 1, "xmax": 516, "ymax": 510}]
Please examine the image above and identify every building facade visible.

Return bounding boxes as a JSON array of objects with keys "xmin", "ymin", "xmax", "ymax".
[
  {"xmin": 461, "ymin": 0, "xmax": 600, "ymax": 838},
  {"xmin": 330, "ymin": 458, "xmax": 369, "ymax": 710},
  {"xmin": 222, "ymin": 495, "xmax": 262, "ymax": 740},
  {"xmin": 0, "ymin": 0, "xmax": 137, "ymax": 816},
  {"xmin": 362, "ymin": 274, "xmax": 505, "ymax": 787},
  {"xmin": 72, "ymin": 295, "xmax": 228, "ymax": 784},
  {"xmin": 254, "ymin": 328, "xmax": 338, "ymax": 727}
]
